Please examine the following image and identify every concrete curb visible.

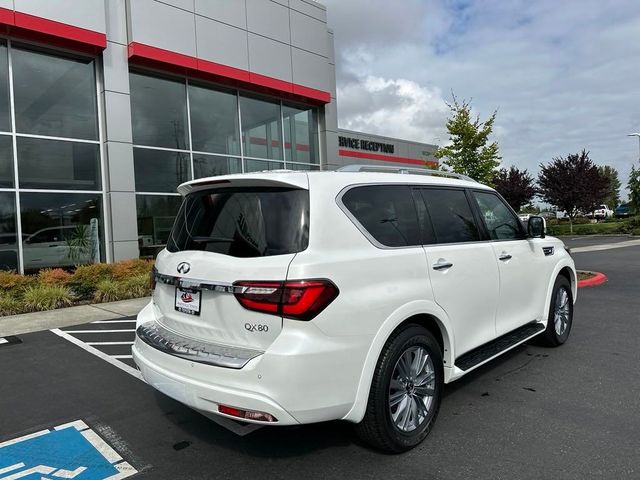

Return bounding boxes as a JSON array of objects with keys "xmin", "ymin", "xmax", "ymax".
[
  {"xmin": 577, "ymin": 271, "xmax": 608, "ymax": 288},
  {"xmin": 0, "ymin": 297, "xmax": 150, "ymax": 337}
]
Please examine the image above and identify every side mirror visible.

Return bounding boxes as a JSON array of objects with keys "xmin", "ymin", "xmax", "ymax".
[{"xmin": 528, "ymin": 215, "xmax": 546, "ymax": 238}]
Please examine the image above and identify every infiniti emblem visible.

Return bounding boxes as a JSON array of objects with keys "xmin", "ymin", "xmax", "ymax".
[{"xmin": 177, "ymin": 262, "xmax": 191, "ymax": 274}]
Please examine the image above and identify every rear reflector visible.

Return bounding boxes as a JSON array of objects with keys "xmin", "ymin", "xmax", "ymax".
[
  {"xmin": 233, "ymin": 279, "xmax": 339, "ymax": 321},
  {"xmin": 218, "ymin": 404, "xmax": 277, "ymax": 422}
]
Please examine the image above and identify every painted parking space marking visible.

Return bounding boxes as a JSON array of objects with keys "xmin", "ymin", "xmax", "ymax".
[
  {"xmin": 0, "ymin": 420, "xmax": 136, "ymax": 480},
  {"xmin": 0, "ymin": 337, "xmax": 21, "ymax": 347}
]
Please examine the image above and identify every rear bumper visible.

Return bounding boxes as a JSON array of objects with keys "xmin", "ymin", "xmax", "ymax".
[{"xmin": 133, "ymin": 302, "xmax": 373, "ymax": 426}]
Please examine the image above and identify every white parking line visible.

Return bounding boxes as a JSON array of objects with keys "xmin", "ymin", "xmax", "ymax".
[
  {"xmin": 51, "ymin": 329, "xmax": 143, "ymax": 380},
  {"xmin": 86, "ymin": 342, "xmax": 134, "ymax": 346},
  {"xmin": 112, "ymin": 355, "xmax": 133, "ymax": 359},
  {"xmin": 91, "ymin": 320, "xmax": 137, "ymax": 324},
  {"xmin": 63, "ymin": 330, "xmax": 136, "ymax": 334}
]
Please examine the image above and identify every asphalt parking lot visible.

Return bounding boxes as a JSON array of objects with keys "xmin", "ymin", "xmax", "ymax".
[{"xmin": 1, "ymin": 241, "xmax": 639, "ymax": 479}]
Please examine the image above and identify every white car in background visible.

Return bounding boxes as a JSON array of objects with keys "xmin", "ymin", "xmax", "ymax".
[
  {"xmin": 133, "ymin": 165, "xmax": 577, "ymax": 452},
  {"xmin": 592, "ymin": 205, "xmax": 613, "ymax": 220}
]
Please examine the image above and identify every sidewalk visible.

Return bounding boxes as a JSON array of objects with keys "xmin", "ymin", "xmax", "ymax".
[{"xmin": 0, "ymin": 297, "xmax": 149, "ymax": 337}]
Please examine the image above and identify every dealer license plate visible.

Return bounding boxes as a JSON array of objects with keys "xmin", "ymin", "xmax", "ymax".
[{"xmin": 175, "ymin": 287, "xmax": 201, "ymax": 316}]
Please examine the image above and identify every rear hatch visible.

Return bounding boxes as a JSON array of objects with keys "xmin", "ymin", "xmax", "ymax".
[{"xmin": 152, "ymin": 175, "xmax": 309, "ymax": 351}]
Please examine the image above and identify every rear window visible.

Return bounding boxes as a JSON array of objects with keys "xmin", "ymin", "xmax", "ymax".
[{"xmin": 167, "ymin": 187, "xmax": 309, "ymax": 257}]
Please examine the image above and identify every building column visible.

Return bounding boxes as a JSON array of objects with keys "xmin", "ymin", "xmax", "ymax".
[{"xmin": 101, "ymin": 0, "xmax": 139, "ymax": 262}]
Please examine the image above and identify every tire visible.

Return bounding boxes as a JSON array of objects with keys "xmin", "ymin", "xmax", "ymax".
[
  {"xmin": 355, "ymin": 325, "xmax": 443, "ymax": 453},
  {"xmin": 539, "ymin": 275, "xmax": 573, "ymax": 347}
]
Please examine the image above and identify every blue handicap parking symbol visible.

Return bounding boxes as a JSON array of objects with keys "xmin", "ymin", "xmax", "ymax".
[{"xmin": 0, "ymin": 420, "xmax": 136, "ymax": 480}]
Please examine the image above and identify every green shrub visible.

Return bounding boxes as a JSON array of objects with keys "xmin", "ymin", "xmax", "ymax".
[
  {"xmin": 93, "ymin": 279, "xmax": 122, "ymax": 303},
  {"xmin": 22, "ymin": 285, "xmax": 73, "ymax": 312},
  {"xmin": 111, "ymin": 259, "xmax": 153, "ymax": 280},
  {"xmin": 121, "ymin": 274, "xmax": 151, "ymax": 298},
  {"xmin": 93, "ymin": 274, "xmax": 151, "ymax": 303},
  {"xmin": 68, "ymin": 263, "xmax": 114, "ymax": 299},
  {"xmin": 0, "ymin": 291, "xmax": 23, "ymax": 316}
]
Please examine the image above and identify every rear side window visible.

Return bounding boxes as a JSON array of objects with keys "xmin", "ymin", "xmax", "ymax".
[
  {"xmin": 420, "ymin": 188, "xmax": 480, "ymax": 244},
  {"xmin": 167, "ymin": 187, "xmax": 309, "ymax": 257},
  {"xmin": 341, "ymin": 185, "xmax": 420, "ymax": 247}
]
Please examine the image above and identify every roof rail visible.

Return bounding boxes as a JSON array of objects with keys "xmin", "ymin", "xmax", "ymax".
[{"xmin": 337, "ymin": 164, "xmax": 477, "ymax": 182}]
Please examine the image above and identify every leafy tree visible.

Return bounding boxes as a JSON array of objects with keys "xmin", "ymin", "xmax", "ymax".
[
  {"xmin": 537, "ymin": 150, "xmax": 610, "ymax": 233},
  {"xmin": 492, "ymin": 166, "xmax": 536, "ymax": 212},
  {"xmin": 628, "ymin": 164, "xmax": 640, "ymax": 212},
  {"xmin": 434, "ymin": 95, "xmax": 501, "ymax": 185},
  {"xmin": 597, "ymin": 165, "xmax": 621, "ymax": 208}
]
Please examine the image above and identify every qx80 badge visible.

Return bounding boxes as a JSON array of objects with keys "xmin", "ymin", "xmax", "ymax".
[{"xmin": 177, "ymin": 262, "xmax": 191, "ymax": 274}]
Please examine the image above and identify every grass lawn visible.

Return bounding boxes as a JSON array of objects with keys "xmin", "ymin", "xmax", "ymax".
[{"xmin": 547, "ymin": 216, "xmax": 640, "ymax": 236}]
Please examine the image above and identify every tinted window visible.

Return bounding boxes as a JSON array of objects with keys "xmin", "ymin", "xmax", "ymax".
[
  {"xmin": 133, "ymin": 148, "xmax": 191, "ymax": 193},
  {"xmin": 130, "ymin": 72, "xmax": 189, "ymax": 149},
  {"xmin": 167, "ymin": 188, "xmax": 309, "ymax": 257},
  {"xmin": 17, "ymin": 138, "xmax": 100, "ymax": 190},
  {"xmin": 0, "ymin": 42, "xmax": 10, "ymax": 132},
  {"xmin": 0, "ymin": 191, "xmax": 18, "ymax": 271},
  {"xmin": 473, "ymin": 191, "xmax": 525, "ymax": 240},
  {"xmin": 13, "ymin": 47, "xmax": 98, "ymax": 139},
  {"xmin": 193, "ymin": 155, "xmax": 242, "ymax": 179},
  {"xmin": 283, "ymin": 105, "xmax": 318, "ymax": 164},
  {"xmin": 420, "ymin": 188, "xmax": 479, "ymax": 244},
  {"xmin": 136, "ymin": 194, "xmax": 182, "ymax": 258},
  {"xmin": 342, "ymin": 185, "xmax": 420, "ymax": 247},
  {"xmin": 240, "ymin": 95, "xmax": 282, "ymax": 160},
  {"xmin": 0, "ymin": 135, "xmax": 13, "ymax": 188},
  {"xmin": 189, "ymin": 84, "xmax": 240, "ymax": 155}
]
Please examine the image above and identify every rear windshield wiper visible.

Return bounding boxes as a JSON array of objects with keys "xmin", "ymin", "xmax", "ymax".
[{"xmin": 191, "ymin": 236, "xmax": 235, "ymax": 243}]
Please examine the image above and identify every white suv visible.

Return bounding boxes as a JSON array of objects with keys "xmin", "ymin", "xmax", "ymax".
[{"xmin": 133, "ymin": 165, "xmax": 576, "ymax": 453}]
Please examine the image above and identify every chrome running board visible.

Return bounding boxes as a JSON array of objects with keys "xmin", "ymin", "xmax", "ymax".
[{"xmin": 136, "ymin": 321, "xmax": 263, "ymax": 369}]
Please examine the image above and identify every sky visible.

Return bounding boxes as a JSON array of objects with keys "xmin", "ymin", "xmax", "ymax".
[{"xmin": 323, "ymin": 0, "xmax": 640, "ymax": 199}]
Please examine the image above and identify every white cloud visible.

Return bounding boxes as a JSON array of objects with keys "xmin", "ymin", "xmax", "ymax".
[{"xmin": 324, "ymin": 0, "xmax": 640, "ymax": 194}]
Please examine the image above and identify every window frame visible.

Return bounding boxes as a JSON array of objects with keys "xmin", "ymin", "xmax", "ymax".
[{"xmin": 470, "ymin": 189, "xmax": 528, "ymax": 242}]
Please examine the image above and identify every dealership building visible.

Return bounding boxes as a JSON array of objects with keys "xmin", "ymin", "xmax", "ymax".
[{"xmin": 0, "ymin": 0, "xmax": 438, "ymax": 273}]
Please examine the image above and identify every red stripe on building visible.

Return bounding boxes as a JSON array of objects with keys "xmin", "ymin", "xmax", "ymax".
[
  {"xmin": 128, "ymin": 42, "xmax": 331, "ymax": 105},
  {"xmin": 0, "ymin": 7, "xmax": 106, "ymax": 54},
  {"xmin": 338, "ymin": 149, "xmax": 438, "ymax": 168}
]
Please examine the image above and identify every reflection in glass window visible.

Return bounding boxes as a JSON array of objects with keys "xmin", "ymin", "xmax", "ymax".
[
  {"xmin": 244, "ymin": 158, "xmax": 285, "ymax": 173},
  {"xmin": 193, "ymin": 155, "xmax": 241, "ymax": 179},
  {"xmin": 12, "ymin": 47, "xmax": 98, "ymax": 140},
  {"xmin": 136, "ymin": 195, "xmax": 182, "ymax": 258},
  {"xmin": 473, "ymin": 191, "xmax": 525, "ymax": 240},
  {"xmin": 189, "ymin": 84, "xmax": 240, "ymax": 155},
  {"xmin": 133, "ymin": 148, "xmax": 191, "ymax": 193},
  {"xmin": 240, "ymin": 95, "xmax": 282, "ymax": 160},
  {"xmin": 342, "ymin": 185, "xmax": 421, "ymax": 247},
  {"xmin": 20, "ymin": 192, "xmax": 103, "ymax": 272},
  {"xmin": 130, "ymin": 72, "xmax": 189, "ymax": 150},
  {"xmin": 0, "ymin": 192, "xmax": 18, "ymax": 271},
  {"xmin": 0, "ymin": 42, "xmax": 10, "ymax": 132},
  {"xmin": 17, "ymin": 138, "xmax": 100, "ymax": 190},
  {"xmin": 420, "ymin": 189, "xmax": 480, "ymax": 244},
  {"xmin": 283, "ymin": 105, "xmax": 318, "ymax": 164},
  {"xmin": 0, "ymin": 135, "xmax": 13, "ymax": 188}
]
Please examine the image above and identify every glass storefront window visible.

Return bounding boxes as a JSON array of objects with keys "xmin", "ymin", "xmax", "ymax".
[
  {"xmin": 240, "ymin": 95, "xmax": 283, "ymax": 160},
  {"xmin": 0, "ymin": 42, "xmax": 10, "ymax": 132},
  {"xmin": 133, "ymin": 148, "xmax": 191, "ymax": 193},
  {"xmin": 17, "ymin": 138, "xmax": 100, "ymax": 190},
  {"xmin": 20, "ymin": 192, "xmax": 104, "ymax": 272},
  {"xmin": 193, "ymin": 155, "xmax": 242, "ymax": 179},
  {"xmin": 0, "ymin": 135, "xmax": 13, "ymax": 188},
  {"xmin": 136, "ymin": 195, "xmax": 182, "ymax": 258},
  {"xmin": 0, "ymin": 192, "xmax": 18, "ymax": 271},
  {"xmin": 12, "ymin": 46, "xmax": 98, "ymax": 140},
  {"xmin": 189, "ymin": 84, "xmax": 240, "ymax": 155},
  {"xmin": 244, "ymin": 158, "xmax": 285, "ymax": 173},
  {"xmin": 130, "ymin": 72, "xmax": 189, "ymax": 150},
  {"xmin": 283, "ymin": 105, "xmax": 318, "ymax": 165}
]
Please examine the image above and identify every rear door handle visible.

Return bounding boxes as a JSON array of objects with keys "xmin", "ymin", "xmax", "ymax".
[
  {"xmin": 432, "ymin": 260, "xmax": 453, "ymax": 271},
  {"xmin": 499, "ymin": 254, "xmax": 512, "ymax": 261}
]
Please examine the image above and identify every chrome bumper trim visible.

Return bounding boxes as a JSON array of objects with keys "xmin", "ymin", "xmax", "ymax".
[{"xmin": 136, "ymin": 321, "xmax": 263, "ymax": 369}]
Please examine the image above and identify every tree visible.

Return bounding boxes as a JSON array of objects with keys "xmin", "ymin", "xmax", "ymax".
[
  {"xmin": 492, "ymin": 166, "xmax": 536, "ymax": 212},
  {"xmin": 598, "ymin": 165, "xmax": 621, "ymax": 208},
  {"xmin": 434, "ymin": 95, "xmax": 501, "ymax": 185},
  {"xmin": 628, "ymin": 164, "xmax": 640, "ymax": 212},
  {"xmin": 537, "ymin": 150, "xmax": 610, "ymax": 233}
]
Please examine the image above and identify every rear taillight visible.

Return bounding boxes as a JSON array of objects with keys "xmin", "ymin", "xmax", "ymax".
[
  {"xmin": 218, "ymin": 404, "xmax": 277, "ymax": 422},
  {"xmin": 233, "ymin": 279, "xmax": 339, "ymax": 321}
]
